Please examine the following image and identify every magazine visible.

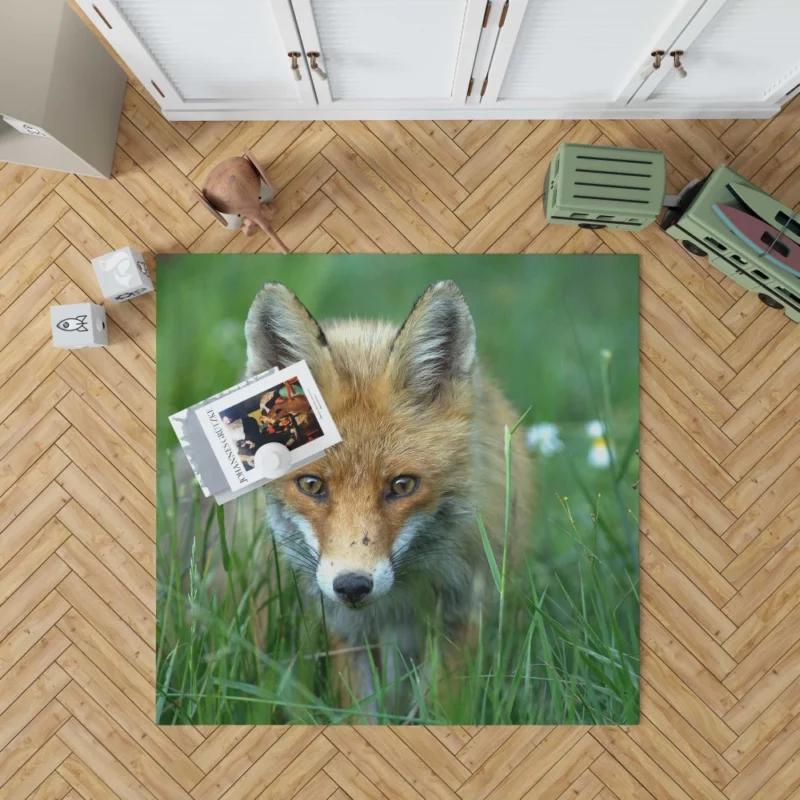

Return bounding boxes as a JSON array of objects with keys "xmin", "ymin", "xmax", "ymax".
[{"xmin": 170, "ymin": 361, "xmax": 341, "ymax": 503}]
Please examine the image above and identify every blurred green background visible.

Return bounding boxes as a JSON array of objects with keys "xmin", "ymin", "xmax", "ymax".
[
  {"xmin": 157, "ymin": 253, "xmax": 638, "ymax": 440},
  {"xmin": 156, "ymin": 253, "xmax": 640, "ymax": 724}
]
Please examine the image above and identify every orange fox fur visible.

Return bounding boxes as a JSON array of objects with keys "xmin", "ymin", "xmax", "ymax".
[{"xmin": 244, "ymin": 280, "xmax": 533, "ymax": 717}]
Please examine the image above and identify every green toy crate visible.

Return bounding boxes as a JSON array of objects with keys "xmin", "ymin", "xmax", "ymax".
[
  {"xmin": 544, "ymin": 143, "xmax": 667, "ymax": 231},
  {"xmin": 661, "ymin": 165, "xmax": 800, "ymax": 322}
]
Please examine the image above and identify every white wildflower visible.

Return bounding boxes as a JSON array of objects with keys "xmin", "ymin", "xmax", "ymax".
[
  {"xmin": 585, "ymin": 419, "xmax": 605, "ymax": 438},
  {"xmin": 588, "ymin": 438, "xmax": 612, "ymax": 468},
  {"xmin": 526, "ymin": 423, "xmax": 564, "ymax": 455},
  {"xmin": 586, "ymin": 420, "xmax": 613, "ymax": 468}
]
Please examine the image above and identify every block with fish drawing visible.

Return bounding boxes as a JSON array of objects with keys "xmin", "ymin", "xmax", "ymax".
[
  {"xmin": 50, "ymin": 303, "xmax": 107, "ymax": 349},
  {"xmin": 91, "ymin": 246, "xmax": 153, "ymax": 302}
]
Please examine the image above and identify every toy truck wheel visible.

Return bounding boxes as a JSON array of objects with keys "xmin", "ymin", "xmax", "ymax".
[
  {"xmin": 578, "ymin": 223, "xmax": 606, "ymax": 230},
  {"xmin": 758, "ymin": 293, "xmax": 784, "ymax": 310},
  {"xmin": 682, "ymin": 240, "xmax": 707, "ymax": 257}
]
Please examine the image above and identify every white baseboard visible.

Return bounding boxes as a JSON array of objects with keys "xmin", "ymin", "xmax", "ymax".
[{"xmin": 163, "ymin": 103, "xmax": 780, "ymax": 122}]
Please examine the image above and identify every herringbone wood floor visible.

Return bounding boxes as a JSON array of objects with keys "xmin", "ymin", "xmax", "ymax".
[{"xmin": 3, "ymin": 57, "xmax": 800, "ymax": 799}]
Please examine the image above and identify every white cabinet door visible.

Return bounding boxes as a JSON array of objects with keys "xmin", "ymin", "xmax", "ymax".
[
  {"xmin": 631, "ymin": 0, "xmax": 800, "ymax": 109},
  {"xmin": 75, "ymin": 0, "xmax": 317, "ymax": 112},
  {"xmin": 479, "ymin": 0, "xmax": 706, "ymax": 109},
  {"xmin": 289, "ymin": 0, "xmax": 486, "ymax": 109}
]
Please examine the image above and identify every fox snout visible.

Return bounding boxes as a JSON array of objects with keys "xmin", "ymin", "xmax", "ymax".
[
  {"xmin": 332, "ymin": 573, "xmax": 373, "ymax": 604},
  {"xmin": 317, "ymin": 554, "xmax": 394, "ymax": 608}
]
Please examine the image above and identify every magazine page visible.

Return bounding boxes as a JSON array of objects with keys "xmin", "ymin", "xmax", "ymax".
[{"xmin": 194, "ymin": 360, "xmax": 341, "ymax": 492}]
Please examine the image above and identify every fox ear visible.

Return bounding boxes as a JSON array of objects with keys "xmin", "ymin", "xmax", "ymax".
[
  {"xmin": 389, "ymin": 281, "xmax": 476, "ymax": 402},
  {"xmin": 245, "ymin": 283, "xmax": 328, "ymax": 375}
]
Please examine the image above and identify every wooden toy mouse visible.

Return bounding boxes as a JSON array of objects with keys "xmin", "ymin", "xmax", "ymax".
[{"xmin": 196, "ymin": 149, "xmax": 290, "ymax": 254}]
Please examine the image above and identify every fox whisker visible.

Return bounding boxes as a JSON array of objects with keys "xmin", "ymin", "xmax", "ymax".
[
  {"xmin": 275, "ymin": 540, "xmax": 318, "ymax": 563},
  {"xmin": 273, "ymin": 538, "xmax": 320, "ymax": 574}
]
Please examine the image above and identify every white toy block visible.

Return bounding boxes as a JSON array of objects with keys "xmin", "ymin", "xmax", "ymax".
[
  {"xmin": 91, "ymin": 246, "xmax": 154, "ymax": 302},
  {"xmin": 50, "ymin": 303, "xmax": 107, "ymax": 349}
]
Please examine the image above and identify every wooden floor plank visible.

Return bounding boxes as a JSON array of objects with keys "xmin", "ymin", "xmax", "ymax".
[
  {"xmin": 640, "ymin": 462, "xmax": 736, "ymax": 572},
  {"xmin": 640, "ymin": 319, "xmax": 736, "ymax": 426},
  {"xmin": 321, "ymin": 173, "xmax": 415, "ymax": 253},
  {"xmin": 331, "ymin": 121, "xmax": 468, "ymax": 245},
  {"xmin": 189, "ymin": 727, "xmax": 286, "ymax": 800},
  {"xmin": 121, "ymin": 85, "xmax": 202, "ymax": 176},
  {"xmin": 641, "ymin": 500, "xmax": 736, "ymax": 608},
  {"xmin": 0, "ymin": 169, "xmax": 65, "ymax": 243},
  {"xmin": 111, "ymin": 147, "xmax": 202, "ymax": 248},
  {"xmin": 724, "ymin": 531, "xmax": 800, "ymax": 623},
  {"xmin": 0, "ymin": 193, "xmax": 69, "ymax": 279},
  {"xmin": 57, "ymin": 681, "xmax": 192, "ymax": 800},
  {"xmin": 264, "ymin": 122, "xmax": 336, "ymax": 190},
  {"xmin": 0, "ymin": 698, "xmax": 71, "ymax": 790},
  {"xmin": 0, "ymin": 228, "xmax": 69, "ymax": 317},
  {"xmin": 0, "ymin": 264, "xmax": 70, "ymax": 350},
  {"xmin": 0, "ymin": 163, "xmax": 37, "ymax": 207},
  {"xmin": 364, "ymin": 120, "xmax": 469, "ymax": 209},
  {"xmin": 640, "ymin": 357, "xmax": 735, "ymax": 463},
  {"xmin": 639, "ymin": 645, "xmax": 737, "ymax": 753},
  {"xmin": 458, "ymin": 122, "xmax": 598, "ymax": 251},
  {"xmin": 323, "ymin": 137, "xmax": 452, "ymax": 253},
  {"xmin": 454, "ymin": 121, "xmax": 538, "ymax": 192},
  {"xmin": 0, "ymin": 627, "xmax": 70, "ymax": 720},
  {"xmin": 0, "ymin": 590, "xmax": 69, "ymax": 685},
  {"xmin": 57, "ymin": 752, "xmax": 121, "ymax": 800},
  {"xmin": 399, "ymin": 121, "xmax": 469, "ymax": 174},
  {"xmin": 642, "ymin": 537, "xmax": 736, "ymax": 643},
  {"xmin": 0, "ymin": 664, "xmax": 70, "ymax": 754},
  {"xmin": 724, "ymin": 649, "xmax": 800, "ymax": 735},
  {"xmin": 639, "ymin": 679, "xmax": 736, "ymax": 790},
  {"xmin": 58, "ymin": 645, "xmax": 204, "ymax": 789},
  {"xmin": 56, "ymin": 536, "xmax": 154, "ymax": 639},
  {"xmin": 55, "ymin": 575, "xmax": 155, "ymax": 688},
  {"xmin": 454, "ymin": 120, "xmax": 575, "ymax": 229},
  {"xmin": 187, "ymin": 122, "xmax": 238, "ymax": 157},
  {"xmin": 116, "ymin": 115, "xmax": 203, "ymax": 211},
  {"xmin": 0, "ymin": 552, "xmax": 70, "ymax": 643},
  {"xmin": 57, "ymin": 715, "xmax": 159, "ymax": 800},
  {"xmin": 0, "ymin": 733, "xmax": 71, "ymax": 800},
  {"xmin": 454, "ymin": 121, "xmax": 506, "ymax": 156}
]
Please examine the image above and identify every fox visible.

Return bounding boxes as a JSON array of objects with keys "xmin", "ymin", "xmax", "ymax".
[{"xmin": 244, "ymin": 279, "xmax": 533, "ymax": 717}]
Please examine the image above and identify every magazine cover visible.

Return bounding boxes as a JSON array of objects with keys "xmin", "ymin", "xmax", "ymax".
[{"xmin": 193, "ymin": 361, "xmax": 340, "ymax": 493}]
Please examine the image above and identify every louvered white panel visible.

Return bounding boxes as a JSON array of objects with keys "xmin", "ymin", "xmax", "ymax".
[
  {"xmin": 498, "ymin": 0, "xmax": 680, "ymax": 101},
  {"xmin": 308, "ymin": 0, "xmax": 469, "ymax": 100},
  {"xmin": 651, "ymin": 0, "xmax": 800, "ymax": 101},
  {"xmin": 113, "ymin": 0, "xmax": 296, "ymax": 100}
]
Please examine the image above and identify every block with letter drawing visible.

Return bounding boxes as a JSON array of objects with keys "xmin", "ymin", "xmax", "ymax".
[
  {"xmin": 50, "ymin": 302, "xmax": 107, "ymax": 349},
  {"xmin": 92, "ymin": 246, "xmax": 154, "ymax": 302}
]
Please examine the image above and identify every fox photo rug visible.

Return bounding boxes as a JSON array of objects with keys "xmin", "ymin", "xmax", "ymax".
[{"xmin": 156, "ymin": 253, "xmax": 640, "ymax": 726}]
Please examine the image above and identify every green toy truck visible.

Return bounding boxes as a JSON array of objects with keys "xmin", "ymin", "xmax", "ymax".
[
  {"xmin": 544, "ymin": 142, "xmax": 800, "ymax": 322},
  {"xmin": 660, "ymin": 165, "xmax": 800, "ymax": 322},
  {"xmin": 544, "ymin": 143, "xmax": 667, "ymax": 231}
]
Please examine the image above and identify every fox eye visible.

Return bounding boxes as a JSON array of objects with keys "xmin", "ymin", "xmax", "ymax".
[
  {"xmin": 388, "ymin": 475, "xmax": 418, "ymax": 498},
  {"xmin": 297, "ymin": 475, "xmax": 326, "ymax": 497}
]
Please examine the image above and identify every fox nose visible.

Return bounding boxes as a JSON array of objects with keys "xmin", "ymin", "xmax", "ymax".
[{"xmin": 332, "ymin": 573, "xmax": 373, "ymax": 604}]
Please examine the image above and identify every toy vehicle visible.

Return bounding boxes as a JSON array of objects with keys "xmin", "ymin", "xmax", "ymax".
[
  {"xmin": 544, "ymin": 144, "xmax": 800, "ymax": 322},
  {"xmin": 660, "ymin": 165, "xmax": 800, "ymax": 321},
  {"xmin": 543, "ymin": 143, "xmax": 666, "ymax": 231}
]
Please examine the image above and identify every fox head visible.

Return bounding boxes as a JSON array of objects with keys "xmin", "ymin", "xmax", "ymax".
[{"xmin": 245, "ymin": 281, "xmax": 479, "ymax": 609}]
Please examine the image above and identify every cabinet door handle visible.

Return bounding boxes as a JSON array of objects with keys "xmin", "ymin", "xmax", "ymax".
[
  {"xmin": 640, "ymin": 50, "xmax": 665, "ymax": 80},
  {"xmin": 288, "ymin": 52, "xmax": 302, "ymax": 81},
  {"xmin": 307, "ymin": 52, "xmax": 327, "ymax": 81},
  {"xmin": 670, "ymin": 50, "xmax": 687, "ymax": 79}
]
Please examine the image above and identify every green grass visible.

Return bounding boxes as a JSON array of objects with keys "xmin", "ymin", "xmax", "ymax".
[{"xmin": 155, "ymin": 254, "xmax": 640, "ymax": 725}]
